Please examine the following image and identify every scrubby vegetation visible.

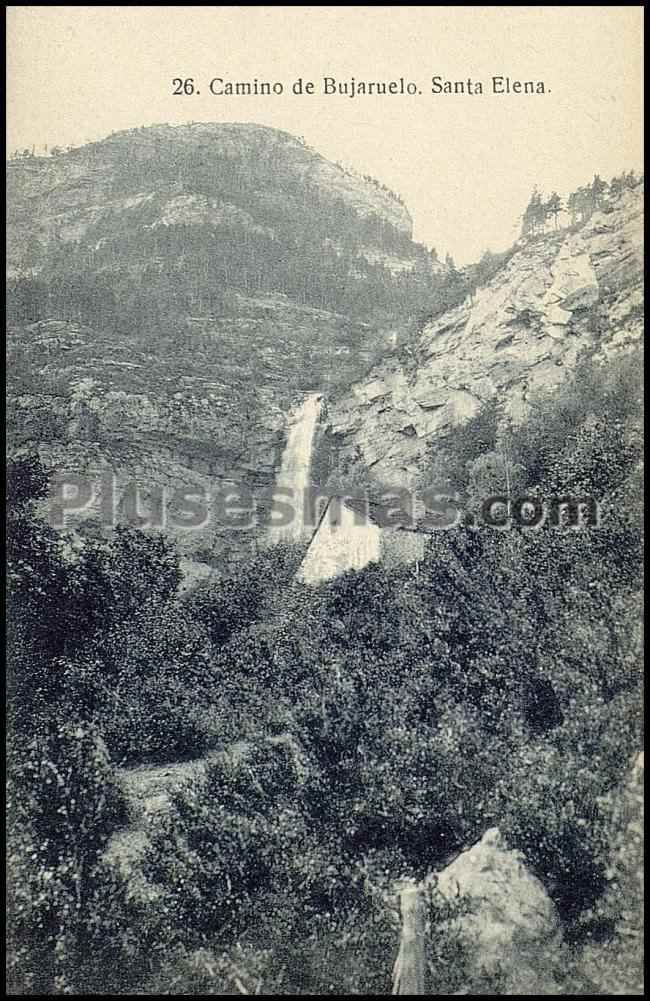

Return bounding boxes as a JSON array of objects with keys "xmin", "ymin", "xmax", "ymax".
[{"xmin": 6, "ymin": 344, "xmax": 643, "ymax": 993}]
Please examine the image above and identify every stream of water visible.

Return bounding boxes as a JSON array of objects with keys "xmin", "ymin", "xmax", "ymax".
[{"xmin": 267, "ymin": 392, "xmax": 323, "ymax": 545}]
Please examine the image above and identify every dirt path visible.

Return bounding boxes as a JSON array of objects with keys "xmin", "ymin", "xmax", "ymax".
[{"xmin": 105, "ymin": 742, "xmax": 250, "ymax": 893}]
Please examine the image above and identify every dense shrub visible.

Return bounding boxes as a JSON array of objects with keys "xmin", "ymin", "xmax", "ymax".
[
  {"xmin": 71, "ymin": 525, "xmax": 183, "ymax": 635},
  {"xmin": 63, "ymin": 598, "xmax": 234, "ymax": 764},
  {"xmin": 143, "ymin": 741, "xmax": 309, "ymax": 943},
  {"xmin": 6, "ymin": 722, "xmax": 132, "ymax": 994},
  {"xmin": 185, "ymin": 542, "xmax": 305, "ymax": 648}
]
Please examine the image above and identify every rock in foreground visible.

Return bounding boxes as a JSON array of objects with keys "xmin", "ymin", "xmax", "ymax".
[{"xmin": 435, "ymin": 827, "xmax": 563, "ymax": 993}]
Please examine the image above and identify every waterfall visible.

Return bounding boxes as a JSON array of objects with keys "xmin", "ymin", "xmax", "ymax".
[{"xmin": 267, "ymin": 392, "xmax": 323, "ymax": 544}]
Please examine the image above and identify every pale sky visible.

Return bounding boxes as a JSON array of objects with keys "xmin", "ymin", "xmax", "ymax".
[{"xmin": 6, "ymin": 6, "xmax": 644, "ymax": 263}]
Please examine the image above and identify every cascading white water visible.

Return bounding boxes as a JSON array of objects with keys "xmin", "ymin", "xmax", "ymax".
[{"xmin": 267, "ymin": 392, "xmax": 323, "ymax": 544}]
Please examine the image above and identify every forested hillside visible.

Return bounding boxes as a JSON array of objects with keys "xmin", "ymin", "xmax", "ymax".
[{"xmin": 7, "ymin": 122, "xmax": 436, "ymax": 322}]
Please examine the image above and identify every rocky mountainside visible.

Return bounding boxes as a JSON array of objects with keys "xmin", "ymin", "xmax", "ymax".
[
  {"xmin": 7, "ymin": 292, "xmax": 370, "ymax": 563},
  {"xmin": 328, "ymin": 184, "xmax": 644, "ymax": 486},
  {"xmin": 6, "ymin": 125, "xmax": 643, "ymax": 563},
  {"xmin": 7, "ymin": 122, "xmax": 430, "ymax": 297},
  {"xmin": 6, "ymin": 123, "xmax": 438, "ymax": 562}
]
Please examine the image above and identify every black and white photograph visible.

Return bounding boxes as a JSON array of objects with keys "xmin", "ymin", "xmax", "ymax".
[{"xmin": 6, "ymin": 6, "xmax": 644, "ymax": 994}]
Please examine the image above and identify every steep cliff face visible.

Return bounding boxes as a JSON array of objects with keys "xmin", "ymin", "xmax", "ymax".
[
  {"xmin": 329, "ymin": 185, "xmax": 644, "ymax": 485},
  {"xmin": 7, "ymin": 124, "xmax": 436, "ymax": 562},
  {"xmin": 7, "ymin": 293, "xmax": 363, "ymax": 560}
]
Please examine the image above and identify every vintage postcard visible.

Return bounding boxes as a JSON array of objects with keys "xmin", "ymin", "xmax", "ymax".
[{"xmin": 6, "ymin": 6, "xmax": 643, "ymax": 995}]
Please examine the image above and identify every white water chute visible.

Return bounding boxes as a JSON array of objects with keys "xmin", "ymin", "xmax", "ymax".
[{"xmin": 267, "ymin": 392, "xmax": 323, "ymax": 544}]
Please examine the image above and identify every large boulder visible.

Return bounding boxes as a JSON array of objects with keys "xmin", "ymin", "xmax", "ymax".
[{"xmin": 435, "ymin": 827, "xmax": 563, "ymax": 993}]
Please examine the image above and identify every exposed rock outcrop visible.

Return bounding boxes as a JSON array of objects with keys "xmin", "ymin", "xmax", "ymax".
[
  {"xmin": 435, "ymin": 827, "xmax": 563, "ymax": 993},
  {"xmin": 330, "ymin": 186, "xmax": 644, "ymax": 485}
]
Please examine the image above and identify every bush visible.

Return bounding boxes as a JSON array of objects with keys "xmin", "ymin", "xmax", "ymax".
[
  {"xmin": 185, "ymin": 542, "xmax": 305, "ymax": 649},
  {"xmin": 495, "ymin": 691, "xmax": 642, "ymax": 921},
  {"xmin": 142, "ymin": 740, "xmax": 308, "ymax": 945},
  {"xmin": 7, "ymin": 721, "xmax": 132, "ymax": 993},
  {"xmin": 63, "ymin": 599, "xmax": 234, "ymax": 764}
]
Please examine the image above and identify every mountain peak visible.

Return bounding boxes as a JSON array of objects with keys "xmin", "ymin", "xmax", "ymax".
[{"xmin": 8, "ymin": 121, "xmax": 414, "ymax": 260}]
